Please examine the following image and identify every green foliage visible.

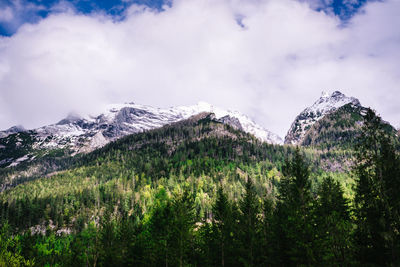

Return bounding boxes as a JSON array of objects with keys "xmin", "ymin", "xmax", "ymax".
[
  {"xmin": 0, "ymin": 111, "xmax": 398, "ymax": 266},
  {"xmin": 273, "ymin": 147, "xmax": 316, "ymax": 266},
  {"xmin": 302, "ymin": 104, "xmax": 366, "ymax": 149},
  {"xmin": 353, "ymin": 109, "xmax": 400, "ymax": 266},
  {"xmin": 209, "ymin": 186, "xmax": 238, "ymax": 267},
  {"xmin": 314, "ymin": 176, "xmax": 353, "ymax": 266},
  {"xmin": 0, "ymin": 119, "xmax": 288, "ymax": 232},
  {"xmin": 0, "ymin": 221, "xmax": 34, "ymax": 267},
  {"xmin": 237, "ymin": 178, "xmax": 262, "ymax": 266}
]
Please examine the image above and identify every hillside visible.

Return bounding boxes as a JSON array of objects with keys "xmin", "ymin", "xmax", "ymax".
[
  {"xmin": 0, "ymin": 113, "xmax": 285, "ymax": 230},
  {"xmin": 1, "ymin": 104, "xmax": 399, "ymax": 266},
  {"xmin": 0, "ymin": 102, "xmax": 283, "ymax": 190},
  {"xmin": 300, "ymin": 103, "xmax": 397, "ymax": 149},
  {"xmin": 0, "ymin": 111, "xmax": 356, "ymax": 231}
]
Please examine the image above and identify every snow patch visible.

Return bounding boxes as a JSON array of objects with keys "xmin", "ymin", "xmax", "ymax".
[
  {"xmin": 1, "ymin": 101, "xmax": 283, "ymax": 156},
  {"xmin": 8, "ymin": 154, "xmax": 30, "ymax": 167}
]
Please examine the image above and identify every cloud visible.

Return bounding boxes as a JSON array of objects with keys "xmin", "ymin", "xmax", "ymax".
[
  {"xmin": 0, "ymin": 0, "xmax": 399, "ymax": 138},
  {"xmin": 0, "ymin": 0, "xmax": 47, "ymax": 35},
  {"xmin": 0, "ymin": 6, "xmax": 14, "ymax": 22}
]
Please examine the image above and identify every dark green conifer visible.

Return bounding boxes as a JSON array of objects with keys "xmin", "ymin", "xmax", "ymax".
[
  {"xmin": 273, "ymin": 147, "xmax": 315, "ymax": 266},
  {"xmin": 353, "ymin": 109, "xmax": 400, "ymax": 266},
  {"xmin": 314, "ymin": 176, "xmax": 352, "ymax": 266},
  {"xmin": 238, "ymin": 177, "xmax": 262, "ymax": 266}
]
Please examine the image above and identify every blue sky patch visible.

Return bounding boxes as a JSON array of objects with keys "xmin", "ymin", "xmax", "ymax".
[
  {"xmin": 0, "ymin": 0, "xmax": 168, "ymax": 36},
  {"xmin": 0, "ymin": 0, "xmax": 375, "ymax": 36}
]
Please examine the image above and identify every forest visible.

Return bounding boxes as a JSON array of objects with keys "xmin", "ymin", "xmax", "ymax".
[{"xmin": 0, "ymin": 109, "xmax": 399, "ymax": 266}]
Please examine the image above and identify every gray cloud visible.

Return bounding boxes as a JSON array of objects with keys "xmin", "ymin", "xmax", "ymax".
[{"xmin": 0, "ymin": 0, "xmax": 399, "ymax": 138}]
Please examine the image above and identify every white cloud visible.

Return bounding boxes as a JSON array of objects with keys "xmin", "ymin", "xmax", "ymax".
[
  {"xmin": 0, "ymin": 0, "xmax": 47, "ymax": 34},
  {"xmin": 0, "ymin": 7, "xmax": 14, "ymax": 22},
  {"xmin": 0, "ymin": 0, "xmax": 399, "ymax": 138}
]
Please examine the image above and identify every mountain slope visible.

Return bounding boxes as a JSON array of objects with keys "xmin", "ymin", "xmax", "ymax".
[
  {"xmin": 0, "ymin": 112, "xmax": 290, "ymax": 231},
  {"xmin": 285, "ymin": 91, "xmax": 398, "ymax": 150},
  {"xmin": 285, "ymin": 91, "xmax": 362, "ymax": 145},
  {"xmin": 0, "ymin": 102, "xmax": 282, "ymax": 169},
  {"xmin": 300, "ymin": 103, "xmax": 367, "ymax": 149}
]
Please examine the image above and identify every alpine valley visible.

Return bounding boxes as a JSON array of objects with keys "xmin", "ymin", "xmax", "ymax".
[{"xmin": 1, "ymin": 91, "xmax": 399, "ymax": 267}]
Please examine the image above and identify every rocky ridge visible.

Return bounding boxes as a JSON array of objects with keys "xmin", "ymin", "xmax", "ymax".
[
  {"xmin": 284, "ymin": 91, "xmax": 361, "ymax": 145},
  {"xmin": 0, "ymin": 102, "xmax": 282, "ymax": 168}
]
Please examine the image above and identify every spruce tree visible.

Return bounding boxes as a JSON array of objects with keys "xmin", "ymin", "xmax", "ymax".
[
  {"xmin": 238, "ymin": 178, "xmax": 262, "ymax": 266},
  {"xmin": 170, "ymin": 189, "xmax": 196, "ymax": 267},
  {"xmin": 273, "ymin": 147, "xmax": 315, "ymax": 266},
  {"xmin": 211, "ymin": 186, "xmax": 237, "ymax": 267},
  {"xmin": 353, "ymin": 109, "xmax": 400, "ymax": 266},
  {"xmin": 140, "ymin": 188, "xmax": 173, "ymax": 266},
  {"xmin": 314, "ymin": 176, "xmax": 352, "ymax": 266},
  {"xmin": 260, "ymin": 196, "xmax": 274, "ymax": 266}
]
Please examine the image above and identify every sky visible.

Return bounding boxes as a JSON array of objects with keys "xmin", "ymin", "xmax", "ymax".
[{"xmin": 0, "ymin": 0, "xmax": 399, "ymax": 138}]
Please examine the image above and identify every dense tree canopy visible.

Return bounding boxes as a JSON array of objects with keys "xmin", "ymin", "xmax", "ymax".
[{"xmin": 0, "ymin": 111, "xmax": 399, "ymax": 266}]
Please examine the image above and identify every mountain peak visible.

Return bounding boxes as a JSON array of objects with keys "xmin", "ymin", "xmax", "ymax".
[
  {"xmin": 7, "ymin": 125, "xmax": 25, "ymax": 132},
  {"xmin": 284, "ymin": 91, "xmax": 361, "ymax": 145},
  {"xmin": 56, "ymin": 112, "xmax": 83, "ymax": 125},
  {"xmin": 0, "ymin": 125, "xmax": 26, "ymax": 138},
  {"xmin": 321, "ymin": 91, "xmax": 330, "ymax": 98},
  {"xmin": 332, "ymin": 90, "xmax": 343, "ymax": 97},
  {"xmin": 0, "ymin": 101, "xmax": 282, "ymax": 167},
  {"xmin": 309, "ymin": 90, "xmax": 360, "ymax": 114},
  {"xmin": 321, "ymin": 90, "xmax": 345, "ymax": 98}
]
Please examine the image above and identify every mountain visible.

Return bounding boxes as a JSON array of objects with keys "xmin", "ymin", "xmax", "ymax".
[
  {"xmin": 0, "ymin": 102, "xmax": 282, "ymax": 169},
  {"xmin": 284, "ymin": 91, "xmax": 362, "ymax": 146},
  {"xmin": 1, "ymin": 93, "xmax": 399, "ymax": 267},
  {"xmin": 0, "ymin": 111, "xmax": 337, "ymax": 234},
  {"xmin": 0, "ymin": 112, "xmax": 290, "ymax": 226},
  {"xmin": 0, "ymin": 125, "xmax": 26, "ymax": 139}
]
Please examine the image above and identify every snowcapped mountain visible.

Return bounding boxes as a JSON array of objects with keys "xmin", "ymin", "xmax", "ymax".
[
  {"xmin": 0, "ymin": 125, "xmax": 26, "ymax": 139},
  {"xmin": 284, "ymin": 91, "xmax": 361, "ymax": 145},
  {"xmin": 0, "ymin": 102, "xmax": 282, "ymax": 167},
  {"xmin": 176, "ymin": 102, "xmax": 283, "ymax": 144}
]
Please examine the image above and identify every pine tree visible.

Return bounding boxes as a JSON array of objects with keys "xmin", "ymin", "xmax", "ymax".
[
  {"xmin": 273, "ymin": 147, "xmax": 315, "ymax": 266},
  {"xmin": 99, "ymin": 214, "xmax": 123, "ymax": 266},
  {"xmin": 353, "ymin": 109, "xmax": 400, "ymax": 266},
  {"xmin": 260, "ymin": 196, "xmax": 274, "ymax": 266},
  {"xmin": 170, "ymin": 189, "xmax": 196, "ymax": 267},
  {"xmin": 238, "ymin": 177, "xmax": 262, "ymax": 266},
  {"xmin": 314, "ymin": 176, "xmax": 352, "ymax": 266},
  {"xmin": 143, "ymin": 188, "xmax": 173, "ymax": 267},
  {"xmin": 71, "ymin": 222, "xmax": 100, "ymax": 267},
  {"xmin": 0, "ymin": 221, "xmax": 35, "ymax": 266},
  {"xmin": 211, "ymin": 186, "xmax": 237, "ymax": 267}
]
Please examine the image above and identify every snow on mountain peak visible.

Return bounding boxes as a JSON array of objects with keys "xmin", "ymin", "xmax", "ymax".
[
  {"xmin": 99, "ymin": 101, "xmax": 282, "ymax": 144},
  {"xmin": 305, "ymin": 91, "xmax": 360, "ymax": 117},
  {"xmin": 0, "ymin": 101, "xmax": 282, "ymax": 166},
  {"xmin": 284, "ymin": 91, "xmax": 361, "ymax": 145},
  {"xmin": 0, "ymin": 125, "xmax": 26, "ymax": 138},
  {"xmin": 321, "ymin": 91, "xmax": 330, "ymax": 98},
  {"xmin": 173, "ymin": 103, "xmax": 283, "ymax": 144},
  {"xmin": 88, "ymin": 101, "xmax": 282, "ymax": 145}
]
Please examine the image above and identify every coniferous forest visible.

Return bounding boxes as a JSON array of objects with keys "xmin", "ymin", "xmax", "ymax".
[{"xmin": 1, "ymin": 109, "xmax": 400, "ymax": 266}]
